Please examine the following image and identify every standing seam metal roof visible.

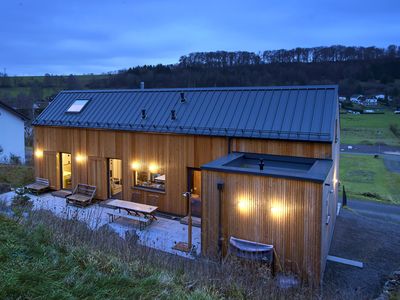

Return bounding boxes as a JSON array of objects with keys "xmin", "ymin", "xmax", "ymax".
[{"xmin": 32, "ymin": 85, "xmax": 338, "ymax": 142}]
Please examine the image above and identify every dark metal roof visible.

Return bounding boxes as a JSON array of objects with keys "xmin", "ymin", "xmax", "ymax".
[
  {"xmin": 33, "ymin": 85, "xmax": 338, "ymax": 142},
  {"xmin": 201, "ymin": 152, "xmax": 333, "ymax": 183},
  {"xmin": 0, "ymin": 101, "xmax": 28, "ymax": 121}
]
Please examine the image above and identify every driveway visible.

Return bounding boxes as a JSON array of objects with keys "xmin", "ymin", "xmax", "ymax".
[{"xmin": 323, "ymin": 199, "xmax": 400, "ymax": 298}]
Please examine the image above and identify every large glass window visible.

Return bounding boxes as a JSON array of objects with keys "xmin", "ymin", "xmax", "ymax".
[{"xmin": 133, "ymin": 166, "xmax": 165, "ymax": 191}]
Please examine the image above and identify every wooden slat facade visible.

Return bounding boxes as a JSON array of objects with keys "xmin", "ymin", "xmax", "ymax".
[
  {"xmin": 33, "ymin": 125, "xmax": 339, "ymax": 283},
  {"xmin": 201, "ymin": 171, "xmax": 324, "ymax": 283}
]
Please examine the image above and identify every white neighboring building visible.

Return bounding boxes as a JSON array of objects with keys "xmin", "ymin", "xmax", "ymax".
[{"xmin": 0, "ymin": 101, "xmax": 27, "ymax": 164}]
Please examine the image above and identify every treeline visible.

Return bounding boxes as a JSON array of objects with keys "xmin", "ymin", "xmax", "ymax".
[
  {"xmin": 1, "ymin": 45, "xmax": 400, "ymax": 117},
  {"xmin": 179, "ymin": 45, "xmax": 400, "ymax": 67}
]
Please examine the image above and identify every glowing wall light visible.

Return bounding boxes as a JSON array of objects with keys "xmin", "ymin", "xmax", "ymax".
[
  {"xmin": 270, "ymin": 206, "xmax": 283, "ymax": 215},
  {"xmin": 131, "ymin": 161, "xmax": 141, "ymax": 170},
  {"xmin": 34, "ymin": 149, "xmax": 43, "ymax": 158},
  {"xmin": 75, "ymin": 154, "xmax": 86, "ymax": 163},
  {"xmin": 237, "ymin": 198, "xmax": 251, "ymax": 214},
  {"xmin": 149, "ymin": 163, "xmax": 159, "ymax": 173}
]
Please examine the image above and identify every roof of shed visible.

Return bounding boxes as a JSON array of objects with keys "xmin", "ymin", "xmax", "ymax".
[{"xmin": 33, "ymin": 85, "xmax": 338, "ymax": 142}]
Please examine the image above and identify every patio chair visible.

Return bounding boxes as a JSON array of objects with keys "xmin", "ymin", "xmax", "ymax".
[
  {"xmin": 25, "ymin": 177, "xmax": 50, "ymax": 195},
  {"xmin": 66, "ymin": 183, "xmax": 96, "ymax": 207}
]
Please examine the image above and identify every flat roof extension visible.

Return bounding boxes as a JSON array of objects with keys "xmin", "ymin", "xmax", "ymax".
[{"xmin": 201, "ymin": 152, "xmax": 333, "ymax": 183}]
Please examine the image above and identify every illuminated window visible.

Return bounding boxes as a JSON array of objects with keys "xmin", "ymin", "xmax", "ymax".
[
  {"xmin": 67, "ymin": 99, "xmax": 89, "ymax": 113},
  {"xmin": 133, "ymin": 169, "xmax": 165, "ymax": 191}
]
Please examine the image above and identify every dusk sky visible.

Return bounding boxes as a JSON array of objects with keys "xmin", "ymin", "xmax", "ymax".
[{"xmin": 1, "ymin": 0, "xmax": 399, "ymax": 75}]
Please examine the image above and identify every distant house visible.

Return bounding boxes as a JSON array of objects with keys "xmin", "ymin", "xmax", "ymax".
[
  {"xmin": 338, "ymin": 96, "xmax": 346, "ymax": 102},
  {"xmin": 0, "ymin": 101, "xmax": 27, "ymax": 163},
  {"xmin": 364, "ymin": 97, "xmax": 378, "ymax": 106},
  {"xmin": 350, "ymin": 94, "xmax": 364, "ymax": 104},
  {"xmin": 375, "ymin": 94, "xmax": 385, "ymax": 100}
]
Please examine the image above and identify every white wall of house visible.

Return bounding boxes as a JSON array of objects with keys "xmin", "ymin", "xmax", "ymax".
[{"xmin": 0, "ymin": 106, "xmax": 25, "ymax": 164}]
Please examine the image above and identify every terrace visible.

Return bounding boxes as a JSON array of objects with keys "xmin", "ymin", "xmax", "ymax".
[{"xmin": 0, "ymin": 191, "xmax": 201, "ymax": 258}]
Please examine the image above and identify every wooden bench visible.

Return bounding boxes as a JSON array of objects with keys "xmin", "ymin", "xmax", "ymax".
[
  {"xmin": 66, "ymin": 184, "xmax": 96, "ymax": 207},
  {"xmin": 25, "ymin": 177, "xmax": 50, "ymax": 195},
  {"xmin": 107, "ymin": 211, "xmax": 150, "ymax": 230}
]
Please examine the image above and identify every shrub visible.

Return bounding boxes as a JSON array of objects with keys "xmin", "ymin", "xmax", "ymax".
[{"xmin": 9, "ymin": 154, "xmax": 21, "ymax": 165}]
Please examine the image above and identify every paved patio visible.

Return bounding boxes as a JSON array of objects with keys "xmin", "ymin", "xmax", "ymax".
[{"xmin": 0, "ymin": 191, "xmax": 201, "ymax": 258}]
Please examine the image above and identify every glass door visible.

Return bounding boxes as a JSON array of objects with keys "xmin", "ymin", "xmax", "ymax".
[
  {"xmin": 61, "ymin": 153, "xmax": 72, "ymax": 190},
  {"xmin": 108, "ymin": 159, "xmax": 123, "ymax": 199},
  {"xmin": 188, "ymin": 168, "xmax": 202, "ymax": 218}
]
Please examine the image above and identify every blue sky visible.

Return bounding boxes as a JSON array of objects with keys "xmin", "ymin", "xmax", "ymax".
[{"xmin": 1, "ymin": 0, "xmax": 399, "ymax": 75}]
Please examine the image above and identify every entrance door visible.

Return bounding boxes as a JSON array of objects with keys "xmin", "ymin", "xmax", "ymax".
[
  {"xmin": 60, "ymin": 153, "xmax": 72, "ymax": 190},
  {"xmin": 108, "ymin": 158, "xmax": 123, "ymax": 199},
  {"xmin": 188, "ymin": 168, "xmax": 202, "ymax": 218}
]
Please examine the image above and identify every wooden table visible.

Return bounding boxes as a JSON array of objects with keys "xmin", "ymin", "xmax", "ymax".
[{"xmin": 107, "ymin": 199, "xmax": 158, "ymax": 220}]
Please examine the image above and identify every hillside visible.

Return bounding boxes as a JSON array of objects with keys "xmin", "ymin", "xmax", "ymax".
[{"xmin": 1, "ymin": 45, "xmax": 399, "ymax": 120}]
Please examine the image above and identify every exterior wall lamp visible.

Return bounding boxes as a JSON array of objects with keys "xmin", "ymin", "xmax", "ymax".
[
  {"xmin": 75, "ymin": 154, "xmax": 86, "ymax": 163},
  {"xmin": 131, "ymin": 161, "xmax": 141, "ymax": 170},
  {"xmin": 34, "ymin": 149, "xmax": 43, "ymax": 158}
]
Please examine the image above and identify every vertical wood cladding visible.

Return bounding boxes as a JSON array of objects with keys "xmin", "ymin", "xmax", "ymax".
[
  {"xmin": 34, "ymin": 126, "xmax": 333, "ymax": 216},
  {"xmin": 201, "ymin": 171, "xmax": 324, "ymax": 283}
]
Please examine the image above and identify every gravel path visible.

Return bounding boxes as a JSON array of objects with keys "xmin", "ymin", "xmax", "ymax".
[{"xmin": 323, "ymin": 199, "xmax": 400, "ymax": 298}]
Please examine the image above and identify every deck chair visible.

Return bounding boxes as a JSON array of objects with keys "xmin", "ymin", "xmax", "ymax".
[
  {"xmin": 66, "ymin": 183, "xmax": 96, "ymax": 207},
  {"xmin": 25, "ymin": 177, "xmax": 50, "ymax": 195}
]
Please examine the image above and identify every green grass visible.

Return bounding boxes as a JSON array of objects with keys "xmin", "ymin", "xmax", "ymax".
[
  {"xmin": 0, "ymin": 215, "xmax": 216, "ymax": 299},
  {"xmin": 0, "ymin": 165, "xmax": 34, "ymax": 188},
  {"xmin": 340, "ymin": 154, "xmax": 400, "ymax": 204},
  {"xmin": 340, "ymin": 111, "xmax": 400, "ymax": 146}
]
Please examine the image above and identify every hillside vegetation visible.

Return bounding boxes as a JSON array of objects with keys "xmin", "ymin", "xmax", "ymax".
[{"xmin": 1, "ymin": 45, "xmax": 399, "ymax": 118}]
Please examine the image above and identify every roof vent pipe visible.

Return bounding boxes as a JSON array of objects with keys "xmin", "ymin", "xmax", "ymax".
[
  {"xmin": 180, "ymin": 92, "xmax": 186, "ymax": 103},
  {"xmin": 171, "ymin": 110, "xmax": 176, "ymax": 120},
  {"xmin": 140, "ymin": 82, "xmax": 145, "ymax": 89},
  {"xmin": 141, "ymin": 109, "xmax": 147, "ymax": 119},
  {"xmin": 259, "ymin": 159, "xmax": 264, "ymax": 171}
]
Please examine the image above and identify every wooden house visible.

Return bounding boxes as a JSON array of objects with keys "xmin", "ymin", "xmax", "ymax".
[{"xmin": 32, "ymin": 85, "xmax": 340, "ymax": 283}]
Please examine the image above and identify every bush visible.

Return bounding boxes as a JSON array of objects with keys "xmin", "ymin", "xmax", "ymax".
[{"xmin": 9, "ymin": 154, "xmax": 21, "ymax": 165}]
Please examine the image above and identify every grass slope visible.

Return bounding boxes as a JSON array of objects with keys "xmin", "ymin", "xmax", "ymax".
[
  {"xmin": 340, "ymin": 112, "xmax": 400, "ymax": 146},
  {"xmin": 0, "ymin": 165, "xmax": 34, "ymax": 188},
  {"xmin": 340, "ymin": 154, "xmax": 400, "ymax": 204},
  {"xmin": 0, "ymin": 215, "xmax": 215, "ymax": 299}
]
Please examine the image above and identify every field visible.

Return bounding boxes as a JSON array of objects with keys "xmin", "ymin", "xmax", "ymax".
[
  {"xmin": 339, "ymin": 154, "xmax": 400, "ymax": 204},
  {"xmin": 340, "ymin": 111, "xmax": 400, "ymax": 146}
]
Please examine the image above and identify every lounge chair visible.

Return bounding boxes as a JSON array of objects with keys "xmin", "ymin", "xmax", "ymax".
[
  {"xmin": 25, "ymin": 177, "xmax": 50, "ymax": 195},
  {"xmin": 66, "ymin": 183, "xmax": 96, "ymax": 207}
]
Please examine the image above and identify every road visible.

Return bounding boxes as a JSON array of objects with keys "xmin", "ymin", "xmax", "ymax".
[{"xmin": 324, "ymin": 199, "xmax": 400, "ymax": 298}]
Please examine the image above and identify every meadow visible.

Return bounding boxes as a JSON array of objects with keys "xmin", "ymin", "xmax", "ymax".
[
  {"xmin": 339, "ymin": 154, "xmax": 400, "ymax": 204},
  {"xmin": 340, "ymin": 111, "xmax": 400, "ymax": 146}
]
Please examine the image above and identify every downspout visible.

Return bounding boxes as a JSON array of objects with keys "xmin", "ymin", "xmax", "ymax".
[
  {"xmin": 217, "ymin": 182, "xmax": 224, "ymax": 258},
  {"xmin": 227, "ymin": 137, "xmax": 232, "ymax": 154}
]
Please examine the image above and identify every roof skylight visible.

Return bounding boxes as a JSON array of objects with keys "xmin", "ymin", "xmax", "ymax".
[{"xmin": 67, "ymin": 99, "xmax": 89, "ymax": 113}]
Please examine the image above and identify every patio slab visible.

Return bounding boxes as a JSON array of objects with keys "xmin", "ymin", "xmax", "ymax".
[{"xmin": 0, "ymin": 191, "xmax": 201, "ymax": 258}]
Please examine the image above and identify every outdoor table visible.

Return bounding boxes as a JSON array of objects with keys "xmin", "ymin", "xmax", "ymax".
[{"xmin": 107, "ymin": 199, "xmax": 158, "ymax": 220}]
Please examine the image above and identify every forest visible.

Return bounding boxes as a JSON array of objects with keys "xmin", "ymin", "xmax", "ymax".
[{"xmin": 1, "ymin": 45, "xmax": 400, "ymax": 115}]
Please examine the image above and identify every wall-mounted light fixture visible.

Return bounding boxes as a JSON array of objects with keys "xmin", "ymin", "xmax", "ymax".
[
  {"xmin": 238, "ymin": 198, "xmax": 250, "ymax": 214},
  {"xmin": 75, "ymin": 154, "xmax": 86, "ymax": 163},
  {"xmin": 149, "ymin": 164, "xmax": 159, "ymax": 173},
  {"xmin": 34, "ymin": 149, "xmax": 43, "ymax": 158},
  {"xmin": 131, "ymin": 161, "xmax": 141, "ymax": 170},
  {"xmin": 271, "ymin": 205, "xmax": 283, "ymax": 216}
]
